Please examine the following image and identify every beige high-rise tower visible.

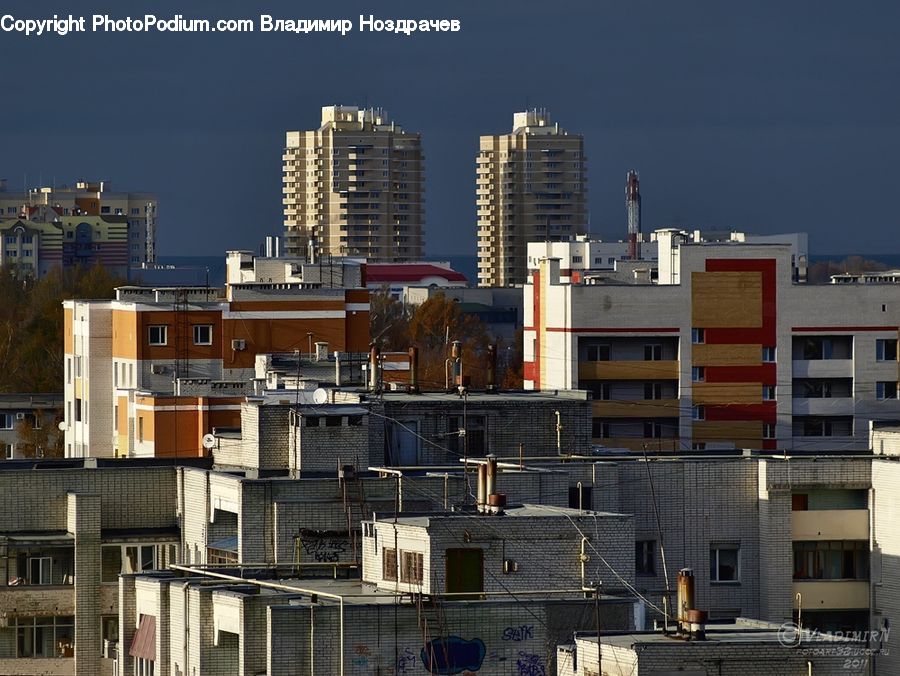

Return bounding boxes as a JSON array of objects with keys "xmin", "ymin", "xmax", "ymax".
[
  {"xmin": 476, "ymin": 109, "xmax": 587, "ymax": 286},
  {"xmin": 283, "ymin": 106, "xmax": 425, "ymax": 261}
]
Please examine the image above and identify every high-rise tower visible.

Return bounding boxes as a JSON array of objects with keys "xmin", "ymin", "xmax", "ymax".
[
  {"xmin": 476, "ymin": 110, "xmax": 587, "ymax": 287},
  {"xmin": 283, "ymin": 106, "xmax": 424, "ymax": 262}
]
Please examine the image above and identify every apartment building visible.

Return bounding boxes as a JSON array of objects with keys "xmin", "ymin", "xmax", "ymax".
[
  {"xmin": 283, "ymin": 105, "xmax": 424, "ymax": 262},
  {"xmin": 525, "ymin": 230, "xmax": 807, "ymax": 285},
  {"xmin": 476, "ymin": 109, "xmax": 587, "ymax": 287},
  {"xmin": 551, "ymin": 454, "xmax": 873, "ymax": 635},
  {"xmin": 0, "ymin": 394, "xmax": 63, "ymax": 460},
  {"xmin": 0, "ymin": 179, "xmax": 157, "ymax": 266},
  {"xmin": 0, "ymin": 216, "xmax": 133, "ymax": 278},
  {"xmin": 62, "ymin": 282, "xmax": 370, "ymax": 458},
  {"xmin": 119, "ymin": 569, "xmax": 635, "ymax": 676},
  {"xmin": 0, "ymin": 459, "xmax": 198, "ymax": 676},
  {"xmin": 526, "ymin": 229, "xmax": 900, "ymax": 451}
]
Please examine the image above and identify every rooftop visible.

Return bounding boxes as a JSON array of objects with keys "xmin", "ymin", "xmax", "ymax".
[{"xmin": 586, "ymin": 619, "xmax": 864, "ymax": 648}]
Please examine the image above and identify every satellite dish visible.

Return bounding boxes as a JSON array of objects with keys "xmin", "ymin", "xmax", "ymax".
[
  {"xmin": 58, "ymin": 421, "xmax": 68, "ymax": 432},
  {"xmin": 202, "ymin": 434, "xmax": 216, "ymax": 450},
  {"xmin": 313, "ymin": 388, "xmax": 328, "ymax": 405}
]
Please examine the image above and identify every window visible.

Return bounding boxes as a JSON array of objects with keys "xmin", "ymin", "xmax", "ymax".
[
  {"xmin": 636, "ymin": 540, "xmax": 656, "ymax": 575},
  {"xmin": 592, "ymin": 383, "xmax": 610, "ymax": 400},
  {"xmin": 101, "ymin": 615, "xmax": 119, "ymax": 644},
  {"xmin": 148, "ymin": 325, "xmax": 167, "ymax": 346},
  {"xmin": 586, "ymin": 344, "xmax": 611, "ymax": 361},
  {"xmin": 691, "ymin": 442, "xmax": 706, "ymax": 451},
  {"xmin": 305, "ymin": 416, "xmax": 321, "ymax": 427},
  {"xmin": 763, "ymin": 385, "xmax": 776, "ymax": 401},
  {"xmin": 192, "ymin": 324, "xmax": 212, "ymax": 346},
  {"xmin": 102, "ymin": 544, "xmax": 162, "ymax": 582},
  {"xmin": 28, "ymin": 557, "xmax": 52, "ymax": 585},
  {"xmin": 15, "ymin": 616, "xmax": 74, "ymax": 658},
  {"xmin": 792, "ymin": 493, "xmax": 809, "ymax": 511},
  {"xmin": 348, "ymin": 415, "xmax": 363, "ymax": 426},
  {"xmin": 876, "ymin": 339, "xmax": 898, "ymax": 362},
  {"xmin": 877, "ymin": 382, "xmax": 898, "ymax": 400},
  {"xmin": 710, "ymin": 545, "xmax": 740, "ymax": 583},
  {"xmin": 4, "ymin": 443, "xmax": 12, "ymax": 459},
  {"xmin": 762, "ymin": 346, "xmax": 776, "ymax": 362},
  {"xmin": 691, "ymin": 329, "xmax": 705, "ymax": 344},
  {"xmin": 74, "ymin": 399, "xmax": 82, "ymax": 423},
  {"xmin": 793, "ymin": 541, "xmax": 868, "ymax": 581},
  {"xmin": 400, "ymin": 550, "xmax": 424, "ymax": 584},
  {"xmin": 692, "ymin": 366, "xmax": 705, "ymax": 382},
  {"xmin": 449, "ymin": 415, "xmax": 487, "ymax": 457},
  {"xmin": 643, "ymin": 421, "xmax": 662, "ymax": 438},
  {"xmin": 692, "ymin": 406, "xmax": 705, "ymax": 421},
  {"xmin": 644, "ymin": 382, "xmax": 662, "ymax": 400},
  {"xmin": 0, "ymin": 413, "xmax": 11, "ymax": 430},
  {"xmin": 137, "ymin": 417, "xmax": 143, "ymax": 443},
  {"xmin": 325, "ymin": 416, "xmax": 343, "ymax": 427},
  {"xmin": 592, "ymin": 420, "xmax": 610, "ymax": 439},
  {"xmin": 763, "ymin": 423, "xmax": 776, "ymax": 439},
  {"xmin": 644, "ymin": 344, "xmax": 662, "ymax": 361},
  {"xmin": 568, "ymin": 485, "xmax": 593, "ymax": 510}
]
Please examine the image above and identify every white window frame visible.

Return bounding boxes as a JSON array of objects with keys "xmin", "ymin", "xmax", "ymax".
[
  {"xmin": 762, "ymin": 346, "xmax": 776, "ymax": 362},
  {"xmin": 763, "ymin": 385, "xmax": 776, "ymax": 401},
  {"xmin": 192, "ymin": 324, "xmax": 212, "ymax": 346},
  {"xmin": 710, "ymin": 544, "xmax": 741, "ymax": 583},
  {"xmin": 692, "ymin": 406, "xmax": 705, "ymax": 421},
  {"xmin": 692, "ymin": 366, "xmax": 705, "ymax": 383},
  {"xmin": 691, "ymin": 328, "xmax": 705, "ymax": 344},
  {"xmin": 27, "ymin": 556, "xmax": 52, "ymax": 585},
  {"xmin": 148, "ymin": 325, "xmax": 167, "ymax": 346}
]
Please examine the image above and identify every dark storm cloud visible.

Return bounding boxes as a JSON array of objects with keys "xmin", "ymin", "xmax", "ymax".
[{"xmin": 0, "ymin": 0, "xmax": 898, "ymax": 256}]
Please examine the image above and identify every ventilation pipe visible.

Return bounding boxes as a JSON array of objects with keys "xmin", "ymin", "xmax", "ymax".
[
  {"xmin": 451, "ymin": 340, "xmax": 462, "ymax": 389},
  {"xmin": 408, "ymin": 347, "xmax": 419, "ymax": 393},
  {"xmin": 476, "ymin": 463, "xmax": 487, "ymax": 510},
  {"xmin": 676, "ymin": 568, "xmax": 707, "ymax": 640},
  {"xmin": 368, "ymin": 344, "xmax": 380, "ymax": 392},
  {"xmin": 486, "ymin": 344, "xmax": 497, "ymax": 393}
]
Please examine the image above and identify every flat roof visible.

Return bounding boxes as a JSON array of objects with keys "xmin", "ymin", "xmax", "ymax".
[
  {"xmin": 374, "ymin": 503, "xmax": 625, "ymax": 527},
  {"xmin": 375, "ymin": 390, "xmax": 590, "ymax": 403},
  {"xmin": 587, "ymin": 621, "xmax": 864, "ymax": 649}
]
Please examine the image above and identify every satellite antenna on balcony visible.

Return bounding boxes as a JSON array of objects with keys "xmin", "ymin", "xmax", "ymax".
[
  {"xmin": 313, "ymin": 388, "xmax": 328, "ymax": 405},
  {"xmin": 202, "ymin": 434, "xmax": 216, "ymax": 450}
]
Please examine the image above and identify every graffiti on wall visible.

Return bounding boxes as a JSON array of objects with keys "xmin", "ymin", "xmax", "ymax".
[
  {"xmin": 501, "ymin": 625, "xmax": 534, "ymax": 642},
  {"xmin": 421, "ymin": 636, "xmax": 486, "ymax": 675},
  {"xmin": 515, "ymin": 651, "xmax": 546, "ymax": 676},
  {"xmin": 296, "ymin": 528, "xmax": 348, "ymax": 563}
]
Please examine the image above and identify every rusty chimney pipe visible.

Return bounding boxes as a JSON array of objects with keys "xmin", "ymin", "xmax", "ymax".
[
  {"xmin": 486, "ymin": 344, "xmax": 497, "ymax": 393},
  {"xmin": 676, "ymin": 568, "xmax": 695, "ymax": 634},
  {"xmin": 451, "ymin": 340, "xmax": 462, "ymax": 387},
  {"xmin": 408, "ymin": 347, "xmax": 419, "ymax": 393}
]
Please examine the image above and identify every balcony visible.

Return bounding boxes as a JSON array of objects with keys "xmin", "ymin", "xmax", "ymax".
[
  {"xmin": 578, "ymin": 360, "xmax": 679, "ymax": 381},
  {"xmin": 592, "ymin": 399, "xmax": 679, "ymax": 418},
  {"xmin": 792, "ymin": 581, "xmax": 869, "ymax": 610},
  {"xmin": 792, "ymin": 509, "xmax": 869, "ymax": 541},
  {"xmin": 792, "ymin": 359, "xmax": 854, "ymax": 378},
  {"xmin": 0, "ymin": 586, "xmax": 75, "ymax": 622},
  {"xmin": 791, "ymin": 398, "xmax": 855, "ymax": 416}
]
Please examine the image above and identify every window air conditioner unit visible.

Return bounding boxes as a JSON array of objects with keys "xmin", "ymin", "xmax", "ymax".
[
  {"xmin": 15, "ymin": 413, "xmax": 25, "ymax": 420},
  {"xmin": 231, "ymin": 339, "xmax": 246, "ymax": 351}
]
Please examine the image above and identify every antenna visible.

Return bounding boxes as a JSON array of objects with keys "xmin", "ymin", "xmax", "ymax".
[{"xmin": 202, "ymin": 434, "xmax": 216, "ymax": 450}]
